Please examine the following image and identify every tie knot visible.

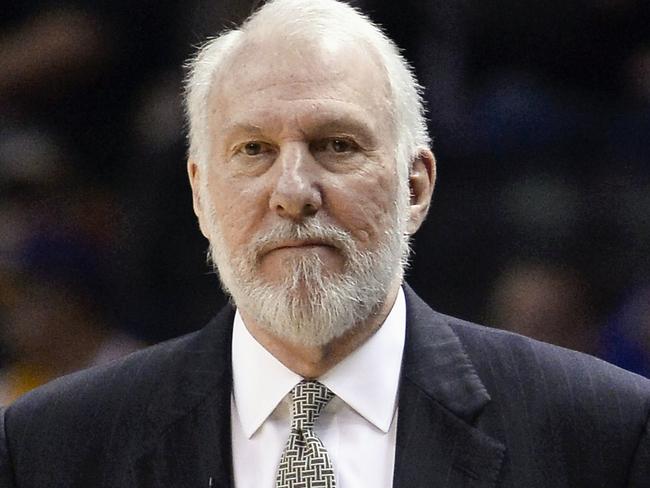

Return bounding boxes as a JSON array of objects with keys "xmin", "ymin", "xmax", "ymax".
[{"xmin": 290, "ymin": 380, "xmax": 334, "ymax": 431}]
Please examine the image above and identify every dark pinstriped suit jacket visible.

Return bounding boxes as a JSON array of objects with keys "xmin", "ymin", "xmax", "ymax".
[{"xmin": 1, "ymin": 285, "xmax": 649, "ymax": 487}]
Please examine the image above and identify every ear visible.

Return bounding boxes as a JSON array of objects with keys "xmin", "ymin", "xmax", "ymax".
[
  {"xmin": 187, "ymin": 159, "xmax": 210, "ymax": 239},
  {"xmin": 406, "ymin": 148, "xmax": 436, "ymax": 235}
]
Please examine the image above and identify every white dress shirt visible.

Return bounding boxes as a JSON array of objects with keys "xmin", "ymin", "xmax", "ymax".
[{"xmin": 231, "ymin": 287, "xmax": 406, "ymax": 488}]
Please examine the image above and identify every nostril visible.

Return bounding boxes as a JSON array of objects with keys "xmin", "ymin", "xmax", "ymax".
[{"xmin": 303, "ymin": 203, "xmax": 318, "ymax": 216}]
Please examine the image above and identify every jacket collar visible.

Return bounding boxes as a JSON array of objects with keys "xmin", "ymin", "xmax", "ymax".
[
  {"xmin": 131, "ymin": 286, "xmax": 505, "ymax": 487},
  {"xmin": 393, "ymin": 285, "xmax": 505, "ymax": 487},
  {"xmin": 401, "ymin": 285, "xmax": 492, "ymax": 421},
  {"xmin": 132, "ymin": 305, "xmax": 236, "ymax": 487}
]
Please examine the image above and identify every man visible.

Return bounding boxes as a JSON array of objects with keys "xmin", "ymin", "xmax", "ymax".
[{"xmin": 1, "ymin": 0, "xmax": 649, "ymax": 486}]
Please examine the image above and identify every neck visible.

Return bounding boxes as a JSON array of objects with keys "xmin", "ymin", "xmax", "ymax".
[{"xmin": 240, "ymin": 279, "xmax": 402, "ymax": 379}]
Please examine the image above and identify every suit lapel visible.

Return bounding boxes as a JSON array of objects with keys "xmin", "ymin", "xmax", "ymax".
[
  {"xmin": 393, "ymin": 286, "xmax": 505, "ymax": 488},
  {"xmin": 124, "ymin": 287, "xmax": 505, "ymax": 487},
  {"xmin": 130, "ymin": 306, "xmax": 236, "ymax": 488}
]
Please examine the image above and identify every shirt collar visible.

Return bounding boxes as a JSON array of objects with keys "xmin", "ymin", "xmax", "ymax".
[{"xmin": 231, "ymin": 287, "xmax": 406, "ymax": 438}]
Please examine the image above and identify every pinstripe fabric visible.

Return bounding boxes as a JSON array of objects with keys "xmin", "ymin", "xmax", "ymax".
[
  {"xmin": 395, "ymin": 286, "xmax": 650, "ymax": 487},
  {"xmin": 276, "ymin": 381, "xmax": 336, "ymax": 488},
  {"xmin": 2, "ymin": 287, "xmax": 650, "ymax": 487}
]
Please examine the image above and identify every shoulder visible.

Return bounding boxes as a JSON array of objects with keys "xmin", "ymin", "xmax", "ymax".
[
  {"xmin": 7, "ymin": 305, "xmax": 233, "ymax": 415},
  {"xmin": 2, "ymin": 332, "xmax": 195, "ymax": 453},
  {"xmin": 1, "ymin": 308, "xmax": 234, "ymax": 479},
  {"xmin": 404, "ymin": 285, "xmax": 650, "ymax": 439},
  {"xmin": 448, "ymin": 314, "xmax": 650, "ymax": 406},
  {"xmin": 443, "ymin": 314, "xmax": 650, "ymax": 483},
  {"xmin": 405, "ymin": 285, "xmax": 650, "ymax": 405},
  {"xmin": 8, "ymin": 329, "xmax": 194, "ymax": 414}
]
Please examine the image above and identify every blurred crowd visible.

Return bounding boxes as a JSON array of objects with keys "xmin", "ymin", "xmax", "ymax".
[{"xmin": 1, "ymin": 0, "xmax": 649, "ymax": 403}]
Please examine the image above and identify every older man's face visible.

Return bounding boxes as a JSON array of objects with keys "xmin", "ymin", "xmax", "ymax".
[{"xmin": 190, "ymin": 37, "xmax": 408, "ymax": 344}]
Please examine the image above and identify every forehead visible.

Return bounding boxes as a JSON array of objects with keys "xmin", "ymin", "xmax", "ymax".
[{"xmin": 209, "ymin": 36, "xmax": 393, "ymax": 139}]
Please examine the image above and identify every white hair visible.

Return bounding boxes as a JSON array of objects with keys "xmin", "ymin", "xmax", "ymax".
[{"xmin": 184, "ymin": 0, "xmax": 430, "ymax": 184}]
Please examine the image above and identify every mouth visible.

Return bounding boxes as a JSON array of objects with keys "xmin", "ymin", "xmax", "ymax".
[{"xmin": 261, "ymin": 239, "xmax": 338, "ymax": 256}]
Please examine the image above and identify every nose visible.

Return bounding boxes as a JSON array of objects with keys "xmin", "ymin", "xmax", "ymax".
[{"xmin": 269, "ymin": 144, "xmax": 322, "ymax": 221}]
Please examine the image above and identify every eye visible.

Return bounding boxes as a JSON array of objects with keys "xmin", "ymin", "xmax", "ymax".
[
  {"xmin": 237, "ymin": 141, "xmax": 273, "ymax": 157},
  {"xmin": 331, "ymin": 138, "xmax": 352, "ymax": 153},
  {"xmin": 243, "ymin": 142, "xmax": 263, "ymax": 156},
  {"xmin": 313, "ymin": 138, "xmax": 358, "ymax": 154}
]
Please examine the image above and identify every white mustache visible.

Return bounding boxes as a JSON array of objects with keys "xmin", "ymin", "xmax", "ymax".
[{"xmin": 249, "ymin": 220, "xmax": 355, "ymax": 259}]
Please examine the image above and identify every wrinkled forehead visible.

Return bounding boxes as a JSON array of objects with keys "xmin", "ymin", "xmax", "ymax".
[
  {"xmin": 229, "ymin": 34, "xmax": 386, "ymax": 80},
  {"xmin": 210, "ymin": 34, "xmax": 394, "ymax": 125}
]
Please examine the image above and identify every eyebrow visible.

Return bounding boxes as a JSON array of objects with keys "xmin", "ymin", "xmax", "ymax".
[
  {"xmin": 222, "ymin": 116, "xmax": 380, "ymax": 148},
  {"xmin": 222, "ymin": 123, "xmax": 264, "ymax": 137},
  {"xmin": 307, "ymin": 119, "xmax": 377, "ymax": 143}
]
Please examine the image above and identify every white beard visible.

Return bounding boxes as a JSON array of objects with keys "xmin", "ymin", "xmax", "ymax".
[{"xmin": 203, "ymin": 189, "xmax": 410, "ymax": 347}]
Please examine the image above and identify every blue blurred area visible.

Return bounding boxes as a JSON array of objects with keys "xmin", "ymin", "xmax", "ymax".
[{"xmin": 0, "ymin": 0, "xmax": 648, "ymax": 387}]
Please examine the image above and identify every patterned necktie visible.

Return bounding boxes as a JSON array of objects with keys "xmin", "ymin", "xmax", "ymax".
[{"xmin": 276, "ymin": 380, "xmax": 336, "ymax": 488}]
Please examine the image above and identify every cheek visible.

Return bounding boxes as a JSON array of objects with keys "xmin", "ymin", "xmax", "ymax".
[
  {"xmin": 326, "ymin": 171, "xmax": 398, "ymax": 245},
  {"xmin": 205, "ymin": 174, "xmax": 270, "ymax": 248}
]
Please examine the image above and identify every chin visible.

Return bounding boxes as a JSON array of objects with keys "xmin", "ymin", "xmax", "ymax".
[
  {"xmin": 260, "ymin": 251, "xmax": 344, "ymax": 280},
  {"xmin": 206, "ymin": 217, "xmax": 406, "ymax": 346}
]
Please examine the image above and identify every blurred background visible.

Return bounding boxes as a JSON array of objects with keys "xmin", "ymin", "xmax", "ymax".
[{"xmin": 1, "ymin": 0, "xmax": 649, "ymax": 403}]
